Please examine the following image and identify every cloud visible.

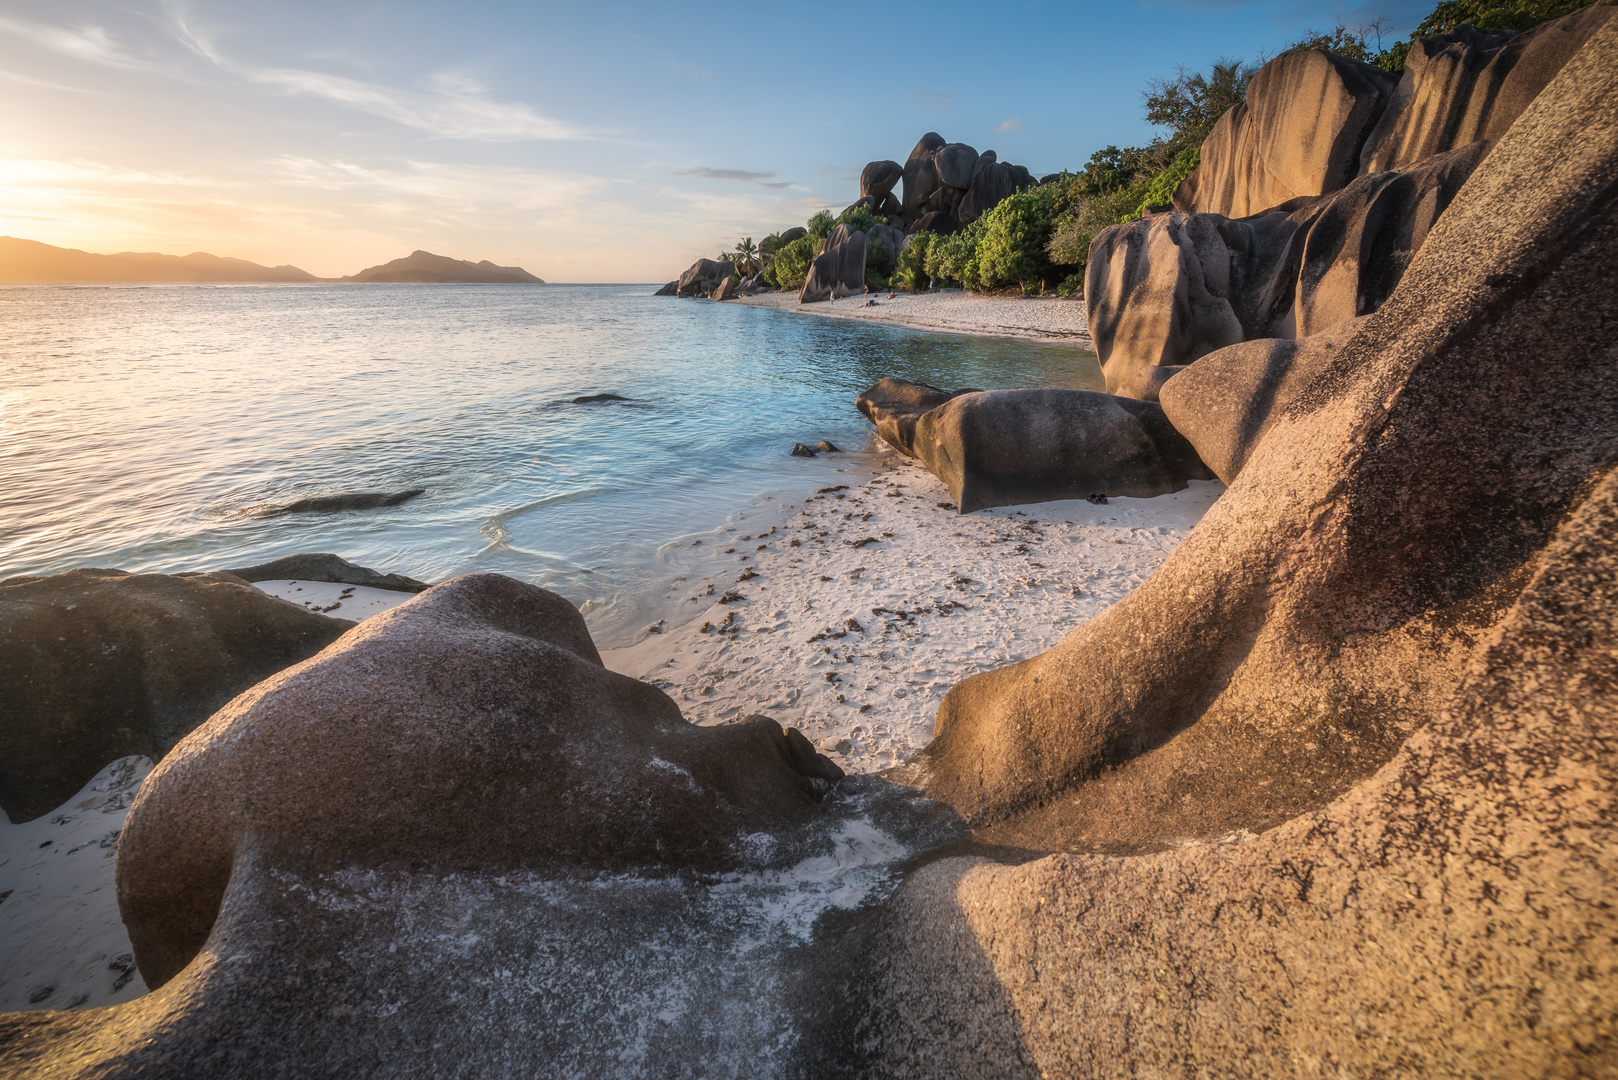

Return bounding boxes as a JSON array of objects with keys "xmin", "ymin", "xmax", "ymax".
[
  {"xmin": 996, "ymin": 117, "xmax": 1023, "ymax": 132},
  {"xmin": 672, "ymin": 167, "xmax": 798, "ymax": 191},
  {"xmin": 0, "ymin": 68, "xmax": 98, "ymax": 93},
  {"xmin": 0, "ymin": 12, "xmax": 161, "ymax": 73},
  {"xmin": 908, "ymin": 88, "xmax": 959, "ymax": 112},
  {"xmin": 160, "ymin": 3, "xmax": 589, "ymax": 141}
]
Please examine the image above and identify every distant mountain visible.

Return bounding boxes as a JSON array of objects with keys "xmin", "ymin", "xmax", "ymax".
[
  {"xmin": 0, "ymin": 236, "xmax": 320, "ymax": 282},
  {"xmin": 343, "ymin": 250, "xmax": 544, "ymax": 284}
]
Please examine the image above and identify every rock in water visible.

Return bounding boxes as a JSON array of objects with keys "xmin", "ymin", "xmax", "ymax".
[
  {"xmin": 790, "ymin": 442, "xmax": 817, "ymax": 457},
  {"xmin": 1173, "ymin": 47, "xmax": 1396, "ymax": 218},
  {"xmin": 909, "ymin": 389, "xmax": 1214, "ymax": 513},
  {"xmin": 812, "ymin": 440, "xmax": 841, "ymax": 454},
  {"xmin": 222, "ymin": 552, "xmax": 430, "ymax": 593},
  {"xmin": 266, "ymin": 488, "xmax": 425, "ymax": 515},
  {"xmin": 676, "ymin": 258, "xmax": 735, "ymax": 297},
  {"xmin": 0, "ymin": 569, "xmax": 351, "ymax": 822},
  {"xmin": 653, "ymin": 280, "xmax": 677, "ymax": 296},
  {"xmin": 1157, "ymin": 317, "xmax": 1368, "ymax": 482},
  {"xmin": 800, "ymin": 224, "xmax": 866, "ymax": 303},
  {"xmin": 113, "ymin": 573, "xmax": 843, "ymax": 988},
  {"xmin": 855, "ymin": 377, "xmax": 964, "ymax": 456}
]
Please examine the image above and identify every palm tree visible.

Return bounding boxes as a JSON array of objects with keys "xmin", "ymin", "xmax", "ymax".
[{"xmin": 733, "ymin": 236, "xmax": 759, "ymax": 275}]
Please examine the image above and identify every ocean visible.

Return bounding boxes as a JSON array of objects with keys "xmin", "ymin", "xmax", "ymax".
[{"xmin": 0, "ymin": 282, "xmax": 1102, "ymax": 646}]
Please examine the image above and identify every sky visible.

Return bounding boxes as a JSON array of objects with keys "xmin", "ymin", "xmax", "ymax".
[{"xmin": 0, "ymin": 0, "xmax": 1428, "ymax": 281}]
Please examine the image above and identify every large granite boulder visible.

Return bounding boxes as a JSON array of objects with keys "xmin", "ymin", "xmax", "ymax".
[
  {"xmin": 1089, "ymin": 140, "xmax": 1487, "ymax": 392},
  {"xmin": 653, "ymin": 280, "xmax": 677, "ymax": 296},
  {"xmin": 851, "ymin": 35, "xmax": 1618, "ymax": 1069},
  {"xmin": 676, "ymin": 258, "xmax": 734, "ymax": 297},
  {"xmin": 899, "ymin": 134, "xmax": 1035, "ymax": 226},
  {"xmin": 906, "ymin": 210, "xmax": 962, "ymax": 237},
  {"xmin": 920, "ymin": 16, "xmax": 1618, "ymax": 848},
  {"xmin": 114, "ymin": 573, "xmax": 844, "ymax": 989},
  {"xmin": 901, "ymin": 132, "xmax": 947, "ymax": 224},
  {"xmin": 223, "ymin": 552, "xmax": 429, "ymax": 592},
  {"xmin": 1174, "ymin": 47, "xmax": 1396, "ymax": 217},
  {"xmin": 0, "ymin": 569, "xmax": 350, "ymax": 823},
  {"xmin": 855, "ymin": 377, "xmax": 973, "ymax": 456},
  {"xmin": 934, "ymin": 142, "xmax": 979, "ymax": 189},
  {"xmin": 777, "ymin": 226, "xmax": 807, "ymax": 245},
  {"xmin": 909, "ymin": 389, "xmax": 1216, "ymax": 513},
  {"xmin": 1158, "ymin": 317, "xmax": 1367, "ymax": 482},
  {"xmin": 1359, "ymin": 4, "xmax": 1617, "ymax": 174},
  {"xmin": 860, "ymin": 159, "xmax": 903, "ymax": 199},
  {"xmin": 957, "ymin": 160, "xmax": 1012, "ymax": 223},
  {"xmin": 800, "ymin": 224, "xmax": 866, "ymax": 303}
]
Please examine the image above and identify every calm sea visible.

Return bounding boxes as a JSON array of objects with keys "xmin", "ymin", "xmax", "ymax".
[{"xmin": 0, "ymin": 283, "xmax": 1102, "ymax": 646}]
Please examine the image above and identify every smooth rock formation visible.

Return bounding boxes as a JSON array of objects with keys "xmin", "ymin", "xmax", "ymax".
[
  {"xmin": 901, "ymin": 132, "xmax": 948, "ymax": 226},
  {"xmin": 922, "ymin": 18, "xmax": 1618, "ymax": 855},
  {"xmin": 342, "ymin": 250, "xmax": 543, "ymax": 284},
  {"xmin": 907, "ymin": 210, "xmax": 962, "ymax": 237},
  {"xmin": 1114, "ymin": 363, "xmax": 1186, "ymax": 403},
  {"xmin": 0, "ymin": 569, "xmax": 350, "ymax": 822},
  {"xmin": 1158, "ymin": 317, "xmax": 1367, "ymax": 482},
  {"xmin": 676, "ymin": 258, "xmax": 734, "ymax": 297},
  {"xmin": 900, "ymin": 133, "xmax": 1035, "ymax": 227},
  {"xmin": 1089, "ymin": 140, "xmax": 1487, "ymax": 392},
  {"xmin": 800, "ymin": 225, "xmax": 866, "ymax": 303},
  {"xmin": 653, "ymin": 280, "xmax": 677, "ymax": 296},
  {"xmin": 264, "ymin": 488, "xmax": 424, "ymax": 515},
  {"xmin": 908, "ymin": 389, "xmax": 1215, "ymax": 513},
  {"xmin": 1173, "ymin": 48, "xmax": 1396, "ymax": 217},
  {"xmin": 1359, "ymin": 4, "xmax": 1617, "ymax": 174},
  {"xmin": 222, "ymin": 552, "xmax": 429, "ymax": 593},
  {"xmin": 114, "ymin": 573, "xmax": 844, "ymax": 988},
  {"xmin": 860, "ymin": 160, "xmax": 903, "ymax": 200},
  {"xmin": 713, "ymin": 276, "xmax": 737, "ymax": 300},
  {"xmin": 858, "ymin": 468, "xmax": 1618, "ymax": 1074},
  {"xmin": 855, "ymin": 377, "xmax": 967, "ymax": 456}
]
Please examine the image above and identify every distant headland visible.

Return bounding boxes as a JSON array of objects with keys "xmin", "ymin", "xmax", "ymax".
[{"xmin": 0, "ymin": 237, "xmax": 544, "ymax": 284}]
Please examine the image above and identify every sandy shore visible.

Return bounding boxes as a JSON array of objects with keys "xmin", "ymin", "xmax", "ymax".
[
  {"xmin": 730, "ymin": 289, "xmax": 1093, "ymax": 350},
  {"xmin": 604, "ymin": 450, "xmax": 1222, "ymax": 775}
]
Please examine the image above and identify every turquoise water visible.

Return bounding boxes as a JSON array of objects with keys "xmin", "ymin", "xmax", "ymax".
[{"xmin": 0, "ymin": 283, "xmax": 1101, "ymax": 644}]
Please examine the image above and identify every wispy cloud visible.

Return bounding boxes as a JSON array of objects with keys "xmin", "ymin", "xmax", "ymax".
[
  {"xmin": 996, "ymin": 117, "xmax": 1023, "ymax": 132},
  {"xmin": 0, "ymin": 68, "xmax": 98, "ymax": 93},
  {"xmin": 908, "ymin": 88, "xmax": 959, "ymax": 112},
  {"xmin": 161, "ymin": 3, "xmax": 589, "ymax": 141},
  {"xmin": 672, "ymin": 167, "xmax": 797, "ymax": 191},
  {"xmin": 0, "ymin": 12, "xmax": 161, "ymax": 73}
]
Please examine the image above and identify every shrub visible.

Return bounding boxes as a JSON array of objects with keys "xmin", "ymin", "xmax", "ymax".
[
  {"xmin": 806, "ymin": 210, "xmax": 836, "ymax": 242},
  {"xmin": 924, "ymin": 222, "xmax": 984, "ymax": 288},
  {"xmin": 837, "ymin": 205, "xmax": 882, "ymax": 234},
  {"xmin": 1132, "ymin": 145, "xmax": 1200, "ymax": 219},
  {"xmin": 866, "ymin": 237, "xmax": 892, "ymax": 273},
  {"xmin": 1056, "ymin": 273, "xmax": 1084, "ymax": 299},
  {"xmin": 975, "ymin": 191, "xmax": 1060, "ymax": 292},
  {"xmin": 773, "ymin": 235, "xmax": 817, "ymax": 291},
  {"xmin": 896, "ymin": 232, "xmax": 933, "ymax": 291}
]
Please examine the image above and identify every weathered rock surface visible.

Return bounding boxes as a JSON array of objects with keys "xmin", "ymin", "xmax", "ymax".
[
  {"xmin": 900, "ymin": 132, "xmax": 1035, "ymax": 227},
  {"xmin": 653, "ymin": 279, "xmax": 677, "ymax": 296},
  {"xmin": 908, "ymin": 389, "xmax": 1215, "ymax": 513},
  {"xmin": 1114, "ymin": 363, "xmax": 1186, "ymax": 402},
  {"xmin": 0, "ymin": 569, "xmax": 350, "ymax": 823},
  {"xmin": 1360, "ymin": 4, "xmax": 1617, "ymax": 174},
  {"xmin": 223, "ymin": 552, "xmax": 430, "ymax": 593},
  {"xmin": 800, "ymin": 224, "xmax": 866, "ymax": 303},
  {"xmin": 923, "ymin": 17, "xmax": 1618, "ymax": 848},
  {"xmin": 676, "ymin": 258, "xmax": 734, "ymax": 297},
  {"xmin": 855, "ymin": 377, "xmax": 968, "ymax": 456},
  {"xmin": 263, "ymin": 488, "xmax": 424, "ymax": 515},
  {"xmin": 113, "ymin": 573, "xmax": 844, "ymax": 988},
  {"xmin": 860, "ymin": 160, "xmax": 903, "ymax": 200},
  {"xmin": 1158, "ymin": 317, "xmax": 1367, "ymax": 482},
  {"xmin": 1173, "ymin": 48, "xmax": 1396, "ymax": 217},
  {"xmin": 1090, "ymin": 140, "xmax": 1486, "ymax": 392},
  {"xmin": 906, "ymin": 210, "xmax": 962, "ymax": 237},
  {"xmin": 713, "ymin": 276, "xmax": 737, "ymax": 300}
]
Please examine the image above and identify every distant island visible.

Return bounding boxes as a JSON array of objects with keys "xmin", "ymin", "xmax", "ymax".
[
  {"xmin": 0, "ymin": 236, "xmax": 318, "ymax": 283},
  {"xmin": 0, "ymin": 237, "xmax": 544, "ymax": 284},
  {"xmin": 341, "ymin": 250, "xmax": 543, "ymax": 283}
]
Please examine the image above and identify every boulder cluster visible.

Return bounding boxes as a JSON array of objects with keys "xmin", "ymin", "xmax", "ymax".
[{"xmin": 2, "ymin": 8, "xmax": 1615, "ymax": 1077}]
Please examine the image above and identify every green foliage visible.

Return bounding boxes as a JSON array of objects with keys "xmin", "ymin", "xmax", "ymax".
[
  {"xmin": 1144, "ymin": 58, "xmax": 1259, "ymax": 150},
  {"xmin": 1291, "ymin": 22, "xmax": 1379, "ymax": 62},
  {"xmin": 773, "ymin": 235, "xmax": 817, "ymax": 291},
  {"xmin": 974, "ymin": 187, "xmax": 1078, "ymax": 293},
  {"xmin": 1414, "ymin": 0, "xmax": 1585, "ymax": 34},
  {"xmin": 806, "ymin": 210, "xmax": 836, "ymax": 242},
  {"xmin": 924, "ymin": 221, "xmax": 985, "ymax": 290},
  {"xmin": 896, "ymin": 231, "xmax": 933, "ymax": 291},
  {"xmin": 1132, "ymin": 145, "xmax": 1200, "ymax": 220},
  {"xmin": 837, "ymin": 205, "xmax": 882, "ymax": 234},
  {"xmin": 864, "ymin": 268, "xmax": 891, "ymax": 290},
  {"xmin": 865, "ymin": 237, "xmax": 892, "ymax": 273},
  {"xmin": 1056, "ymin": 273, "xmax": 1084, "ymax": 299}
]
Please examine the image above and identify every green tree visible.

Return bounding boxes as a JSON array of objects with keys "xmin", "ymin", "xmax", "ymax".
[
  {"xmin": 732, "ymin": 236, "xmax": 759, "ymax": 274},
  {"xmin": 837, "ymin": 205, "xmax": 882, "ymax": 234},
  {"xmin": 772, "ymin": 235, "xmax": 817, "ymax": 291},
  {"xmin": 1413, "ymin": 0, "xmax": 1586, "ymax": 34},
  {"xmin": 895, "ymin": 232, "xmax": 934, "ymax": 291},
  {"xmin": 1143, "ymin": 58, "xmax": 1260, "ymax": 150},
  {"xmin": 806, "ymin": 210, "xmax": 836, "ymax": 242}
]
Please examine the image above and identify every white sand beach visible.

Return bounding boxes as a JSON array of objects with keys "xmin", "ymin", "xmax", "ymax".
[
  {"xmin": 730, "ymin": 288, "xmax": 1094, "ymax": 350},
  {"xmin": 604, "ymin": 449, "xmax": 1223, "ymax": 775}
]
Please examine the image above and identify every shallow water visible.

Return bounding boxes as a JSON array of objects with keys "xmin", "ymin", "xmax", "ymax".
[{"xmin": 0, "ymin": 283, "xmax": 1102, "ymax": 645}]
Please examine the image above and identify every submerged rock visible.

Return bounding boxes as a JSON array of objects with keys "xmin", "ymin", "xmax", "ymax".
[
  {"xmin": 222, "ymin": 552, "xmax": 430, "ymax": 593},
  {"xmin": 0, "ymin": 569, "xmax": 350, "ymax": 823},
  {"xmin": 114, "ymin": 573, "xmax": 843, "ymax": 988},
  {"xmin": 267, "ymin": 488, "xmax": 425, "ymax": 515}
]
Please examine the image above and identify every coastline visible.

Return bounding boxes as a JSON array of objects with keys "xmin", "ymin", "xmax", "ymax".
[{"xmin": 729, "ymin": 288, "xmax": 1094, "ymax": 351}]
